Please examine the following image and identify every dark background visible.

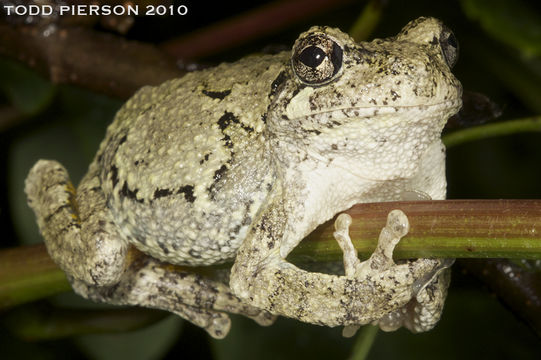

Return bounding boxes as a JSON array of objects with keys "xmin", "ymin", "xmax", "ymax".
[{"xmin": 1, "ymin": 0, "xmax": 541, "ymax": 359}]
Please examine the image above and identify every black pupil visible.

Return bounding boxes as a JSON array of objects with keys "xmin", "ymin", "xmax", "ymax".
[{"xmin": 298, "ymin": 46, "xmax": 327, "ymax": 68}]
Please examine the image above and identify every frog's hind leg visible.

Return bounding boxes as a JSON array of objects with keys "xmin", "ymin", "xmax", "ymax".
[
  {"xmin": 25, "ymin": 160, "xmax": 274, "ymax": 338},
  {"xmin": 71, "ymin": 255, "xmax": 275, "ymax": 338},
  {"xmin": 25, "ymin": 159, "xmax": 128, "ymax": 286}
]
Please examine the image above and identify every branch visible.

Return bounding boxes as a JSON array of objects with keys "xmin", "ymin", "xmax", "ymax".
[
  {"xmin": 0, "ymin": 244, "xmax": 70, "ymax": 308},
  {"xmin": 294, "ymin": 199, "xmax": 541, "ymax": 261},
  {"xmin": 2, "ymin": 199, "xmax": 540, "ymax": 310},
  {"xmin": 0, "ymin": 22, "xmax": 182, "ymax": 99}
]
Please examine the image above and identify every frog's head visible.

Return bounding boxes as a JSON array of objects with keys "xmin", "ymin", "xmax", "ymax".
[{"xmin": 268, "ymin": 17, "xmax": 462, "ymax": 180}]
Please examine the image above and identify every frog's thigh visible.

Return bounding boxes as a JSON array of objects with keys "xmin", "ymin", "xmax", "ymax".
[
  {"xmin": 71, "ymin": 256, "xmax": 275, "ymax": 338},
  {"xmin": 25, "ymin": 160, "xmax": 128, "ymax": 286}
]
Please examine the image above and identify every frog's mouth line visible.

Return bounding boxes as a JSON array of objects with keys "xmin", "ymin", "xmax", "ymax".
[{"xmin": 292, "ymin": 99, "xmax": 462, "ymax": 124}]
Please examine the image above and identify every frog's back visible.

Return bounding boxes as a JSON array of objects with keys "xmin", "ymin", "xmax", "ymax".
[{"xmin": 92, "ymin": 52, "xmax": 288, "ymax": 265}]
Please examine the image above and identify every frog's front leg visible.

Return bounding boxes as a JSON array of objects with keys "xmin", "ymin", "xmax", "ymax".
[
  {"xmin": 230, "ymin": 190, "xmax": 450, "ymax": 329},
  {"xmin": 25, "ymin": 160, "xmax": 273, "ymax": 339}
]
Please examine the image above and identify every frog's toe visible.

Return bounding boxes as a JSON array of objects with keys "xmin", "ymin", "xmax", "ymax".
[
  {"xmin": 206, "ymin": 312, "xmax": 232, "ymax": 339},
  {"xmin": 377, "ymin": 308, "xmax": 406, "ymax": 331},
  {"xmin": 342, "ymin": 324, "xmax": 361, "ymax": 338},
  {"xmin": 333, "ymin": 213, "xmax": 361, "ymax": 276}
]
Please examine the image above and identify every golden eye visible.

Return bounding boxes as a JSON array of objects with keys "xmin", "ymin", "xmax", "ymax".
[{"xmin": 292, "ymin": 33, "xmax": 343, "ymax": 86}]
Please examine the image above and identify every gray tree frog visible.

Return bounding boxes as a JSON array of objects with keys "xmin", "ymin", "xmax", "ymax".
[{"xmin": 25, "ymin": 17, "xmax": 462, "ymax": 339}]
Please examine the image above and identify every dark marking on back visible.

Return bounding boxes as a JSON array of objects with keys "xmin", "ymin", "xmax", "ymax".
[
  {"xmin": 108, "ymin": 132, "xmax": 130, "ymax": 164},
  {"xmin": 118, "ymin": 134, "xmax": 127, "ymax": 146},
  {"xmin": 218, "ymin": 112, "xmax": 238, "ymax": 131},
  {"xmin": 218, "ymin": 111, "xmax": 255, "ymax": 133},
  {"xmin": 120, "ymin": 181, "xmax": 143, "ymax": 203},
  {"xmin": 110, "ymin": 165, "xmax": 119, "ymax": 188},
  {"xmin": 154, "ymin": 188, "xmax": 173, "ymax": 199},
  {"xmin": 213, "ymin": 165, "xmax": 227, "ymax": 182},
  {"xmin": 177, "ymin": 185, "xmax": 196, "ymax": 203},
  {"xmin": 207, "ymin": 164, "xmax": 229, "ymax": 200},
  {"xmin": 202, "ymin": 89, "xmax": 231, "ymax": 100},
  {"xmin": 199, "ymin": 153, "xmax": 210, "ymax": 165},
  {"xmin": 222, "ymin": 134, "xmax": 233, "ymax": 148}
]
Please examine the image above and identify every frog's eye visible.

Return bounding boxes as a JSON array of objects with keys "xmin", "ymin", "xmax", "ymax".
[
  {"xmin": 439, "ymin": 26, "xmax": 459, "ymax": 68},
  {"xmin": 292, "ymin": 33, "xmax": 343, "ymax": 85}
]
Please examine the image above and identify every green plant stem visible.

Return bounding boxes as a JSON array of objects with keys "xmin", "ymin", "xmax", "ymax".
[
  {"xmin": 443, "ymin": 116, "xmax": 541, "ymax": 148},
  {"xmin": 348, "ymin": 325, "xmax": 379, "ymax": 360},
  {"xmin": 348, "ymin": 0, "xmax": 385, "ymax": 41},
  {"xmin": 292, "ymin": 199, "xmax": 541, "ymax": 262},
  {"xmin": 0, "ymin": 244, "xmax": 71, "ymax": 309}
]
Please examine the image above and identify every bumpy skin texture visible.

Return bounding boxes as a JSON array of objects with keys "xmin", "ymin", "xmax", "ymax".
[{"xmin": 25, "ymin": 17, "xmax": 462, "ymax": 338}]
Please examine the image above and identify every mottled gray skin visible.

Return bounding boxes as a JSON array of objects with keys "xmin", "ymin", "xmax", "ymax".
[{"xmin": 25, "ymin": 17, "xmax": 462, "ymax": 339}]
